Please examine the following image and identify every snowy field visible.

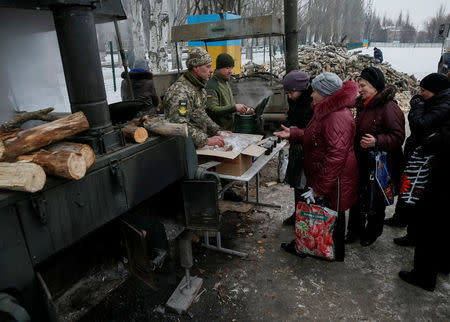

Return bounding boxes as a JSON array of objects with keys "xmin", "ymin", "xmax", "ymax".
[
  {"xmin": 356, "ymin": 46, "xmax": 442, "ymax": 80},
  {"xmin": 103, "ymin": 46, "xmax": 443, "ymax": 105}
]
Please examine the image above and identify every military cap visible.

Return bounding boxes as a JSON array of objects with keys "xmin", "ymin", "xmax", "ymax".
[{"xmin": 186, "ymin": 47, "xmax": 212, "ymax": 69}]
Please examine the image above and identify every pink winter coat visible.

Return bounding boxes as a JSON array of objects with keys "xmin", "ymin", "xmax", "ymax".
[{"xmin": 290, "ymin": 81, "xmax": 359, "ymax": 211}]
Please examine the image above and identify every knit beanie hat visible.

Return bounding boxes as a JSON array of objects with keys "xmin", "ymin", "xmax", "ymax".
[
  {"xmin": 420, "ymin": 73, "xmax": 449, "ymax": 94},
  {"xmin": 311, "ymin": 72, "xmax": 343, "ymax": 97},
  {"xmin": 186, "ymin": 47, "xmax": 212, "ymax": 69},
  {"xmin": 360, "ymin": 67, "xmax": 386, "ymax": 91},
  {"xmin": 283, "ymin": 70, "xmax": 309, "ymax": 92},
  {"xmin": 216, "ymin": 53, "xmax": 235, "ymax": 69}
]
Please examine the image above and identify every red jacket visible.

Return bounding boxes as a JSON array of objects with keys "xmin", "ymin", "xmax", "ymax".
[{"xmin": 290, "ymin": 81, "xmax": 359, "ymax": 211}]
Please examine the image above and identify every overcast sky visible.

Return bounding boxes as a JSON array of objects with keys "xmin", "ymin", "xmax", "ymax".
[{"xmin": 373, "ymin": 0, "xmax": 447, "ymax": 30}]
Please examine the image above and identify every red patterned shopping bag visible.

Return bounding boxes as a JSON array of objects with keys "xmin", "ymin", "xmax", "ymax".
[{"xmin": 295, "ymin": 201, "xmax": 337, "ymax": 260}]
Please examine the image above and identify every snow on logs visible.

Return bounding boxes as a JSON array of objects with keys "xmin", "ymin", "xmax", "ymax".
[
  {"xmin": 0, "ymin": 111, "xmax": 89, "ymax": 162},
  {"xmin": 0, "ymin": 162, "xmax": 46, "ymax": 193}
]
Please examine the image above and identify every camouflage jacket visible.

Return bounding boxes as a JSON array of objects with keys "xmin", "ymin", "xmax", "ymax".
[{"xmin": 164, "ymin": 71, "xmax": 220, "ymax": 148}]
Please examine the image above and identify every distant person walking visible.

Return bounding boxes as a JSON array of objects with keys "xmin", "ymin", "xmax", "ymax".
[{"xmin": 374, "ymin": 47, "xmax": 383, "ymax": 63}]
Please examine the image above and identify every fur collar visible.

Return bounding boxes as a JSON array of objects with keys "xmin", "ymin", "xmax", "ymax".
[
  {"xmin": 314, "ymin": 81, "xmax": 358, "ymax": 119},
  {"xmin": 121, "ymin": 71, "xmax": 153, "ymax": 80},
  {"xmin": 356, "ymin": 85, "xmax": 397, "ymax": 110}
]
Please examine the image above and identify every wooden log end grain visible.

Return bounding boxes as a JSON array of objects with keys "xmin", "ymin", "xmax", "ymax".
[
  {"xmin": 122, "ymin": 124, "xmax": 148, "ymax": 143},
  {"xmin": 0, "ymin": 162, "xmax": 46, "ymax": 193},
  {"xmin": 47, "ymin": 142, "xmax": 95, "ymax": 169},
  {"xmin": 66, "ymin": 152, "xmax": 87, "ymax": 180}
]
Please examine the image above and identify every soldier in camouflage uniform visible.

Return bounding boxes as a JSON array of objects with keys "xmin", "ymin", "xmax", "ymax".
[{"xmin": 164, "ymin": 47, "xmax": 224, "ymax": 148}]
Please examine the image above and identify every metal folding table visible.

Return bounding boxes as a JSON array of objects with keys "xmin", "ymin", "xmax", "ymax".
[{"xmin": 201, "ymin": 140, "xmax": 287, "ymax": 257}]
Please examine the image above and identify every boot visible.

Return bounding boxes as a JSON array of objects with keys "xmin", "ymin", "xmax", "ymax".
[
  {"xmin": 281, "ymin": 240, "xmax": 306, "ymax": 258},
  {"xmin": 282, "ymin": 212, "xmax": 296, "ymax": 226},
  {"xmin": 398, "ymin": 270, "xmax": 435, "ymax": 292},
  {"xmin": 344, "ymin": 232, "xmax": 359, "ymax": 244},
  {"xmin": 360, "ymin": 235, "xmax": 377, "ymax": 247},
  {"xmin": 384, "ymin": 216, "xmax": 407, "ymax": 228},
  {"xmin": 393, "ymin": 234, "xmax": 416, "ymax": 247}
]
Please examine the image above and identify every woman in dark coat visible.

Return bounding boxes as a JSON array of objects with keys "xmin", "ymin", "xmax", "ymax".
[
  {"xmin": 275, "ymin": 72, "xmax": 359, "ymax": 261},
  {"xmin": 399, "ymin": 74, "xmax": 450, "ymax": 292},
  {"xmin": 121, "ymin": 59, "xmax": 160, "ymax": 117},
  {"xmin": 346, "ymin": 67, "xmax": 405, "ymax": 247},
  {"xmin": 281, "ymin": 70, "xmax": 314, "ymax": 225},
  {"xmin": 388, "ymin": 73, "xmax": 450, "ymax": 246}
]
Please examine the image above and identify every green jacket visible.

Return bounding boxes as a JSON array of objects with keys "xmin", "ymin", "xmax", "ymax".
[
  {"xmin": 164, "ymin": 71, "xmax": 220, "ymax": 148},
  {"xmin": 206, "ymin": 71, "xmax": 236, "ymax": 131}
]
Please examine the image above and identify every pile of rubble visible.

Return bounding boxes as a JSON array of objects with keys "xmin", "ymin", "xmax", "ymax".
[{"xmin": 242, "ymin": 43, "xmax": 418, "ymax": 112}]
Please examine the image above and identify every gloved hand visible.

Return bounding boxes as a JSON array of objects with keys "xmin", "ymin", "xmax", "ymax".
[{"xmin": 301, "ymin": 187, "xmax": 315, "ymax": 204}]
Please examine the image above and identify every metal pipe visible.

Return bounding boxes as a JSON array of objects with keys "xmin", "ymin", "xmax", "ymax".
[
  {"xmin": 185, "ymin": 268, "xmax": 191, "ymax": 289},
  {"xmin": 114, "ymin": 19, "xmax": 134, "ymax": 99},
  {"xmin": 284, "ymin": 0, "xmax": 298, "ymax": 74},
  {"xmin": 109, "ymin": 41, "xmax": 116, "ymax": 92},
  {"xmin": 269, "ymin": 36, "xmax": 273, "ymax": 86},
  {"xmin": 52, "ymin": 5, "xmax": 112, "ymax": 132},
  {"xmin": 175, "ymin": 42, "xmax": 181, "ymax": 75}
]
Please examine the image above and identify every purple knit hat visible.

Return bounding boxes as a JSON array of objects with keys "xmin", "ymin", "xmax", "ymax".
[{"xmin": 283, "ymin": 70, "xmax": 309, "ymax": 92}]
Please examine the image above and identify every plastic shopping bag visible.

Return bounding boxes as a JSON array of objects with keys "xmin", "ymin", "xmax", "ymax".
[
  {"xmin": 295, "ymin": 201, "xmax": 337, "ymax": 260},
  {"xmin": 370, "ymin": 151, "xmax": 395, "ymax": 206}
]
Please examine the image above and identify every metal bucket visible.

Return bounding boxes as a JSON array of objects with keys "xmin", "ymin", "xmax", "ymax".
[{"xmin": 234, "ymin": 113, "xmax": 257, "ymax": 134}]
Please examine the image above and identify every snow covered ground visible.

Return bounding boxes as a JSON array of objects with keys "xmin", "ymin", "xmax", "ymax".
[
  {"xmin": 103, "ymin": 46, "xmax": 442, "ymax": 105},
  {"xmin": 357, "ymin": 46, "xmax": 442, "ymax": 80}
]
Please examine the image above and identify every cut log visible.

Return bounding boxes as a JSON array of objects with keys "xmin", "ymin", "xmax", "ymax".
[
  {"xmin": 122, "ymin": 124, "xmax": 148, "ymax": 143},
  {"xmin": 46, "ymin": 142, "xmax": 95, "ymax": 169},
  {"xmin": 0, "ymin": 129, "xmax": 20, "ymax": 141},
  {"xmin": 0, "ymin": 111, "xmax": 89, "ymax": 161},
  {"xmin": 0, "ymin": 162, "xmax": 46, "ymax": 192},
  {"xmin": 0, "ymin": 107, "xmax": 57, "ymax": 133},
  {"xmin": 17, "ymin": 150, "xmax": 86, "ymax": 180},
  {"xmin": 141, "ymin": 116, "xmax": 188, "ymax": 138}
]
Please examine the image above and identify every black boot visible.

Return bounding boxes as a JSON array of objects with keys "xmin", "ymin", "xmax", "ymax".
[
  {"xmin": 344, "ymin": 232, "xmax": 358, "ymax": 244},
  {"xmin": 282, "ymin": 212, "xmax": 296, "ymax": 226},
  {"xmin": 281, "ymin": 240, "xmax": 306, "ymax": 258},
  {"xmin": 360, "ymin": 235, "xmax": 377, "ymax": 247},
  {"xmin": 384, "ymin": 216, "xmax": 407, "ymax": 228},
  {"xmin": 393, "ymin": 234, "xmax": 416, "ymax": 246},
  {"xmin": 398, "ymin": 270, "xmax": 435, "ymax": 292}
]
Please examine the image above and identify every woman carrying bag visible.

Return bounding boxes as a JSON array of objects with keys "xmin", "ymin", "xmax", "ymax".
[
  {"xmin": 281, "ymin": 70, "xmax": 314, "ymax": 226},
  {"xmin": 274, "ymin": 72, "xmax": 359, "ymax": 261},
  {"xmin": 346, "ymin": 67, "xmax": 405, "ymax": 247}
]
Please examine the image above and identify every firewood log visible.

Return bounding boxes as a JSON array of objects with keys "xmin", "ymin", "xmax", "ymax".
[
  {"xmin": 17, "ymin": 150, "xmax": 86, "ymax": 180},
  {"xmin": 46, "ymin": 142, "xmax": 95, "ymax": 169},
  {"xmin": 0, "ymin": 162, "xmax": 46, "ymax": 192},
  {"xmin": 122, "ymin": 124, "xmax": 148, "ymax": 143},
  {"xmin": 0, "ymin": 107, "xmax": 57, "ymax": 133},
  {"xmin": 0, "ymin": 111, "xmax": 89, "ymax": 161},
  {"xmin": 141, "ymin": 116, "xmax": 188, "ymax": 138}
]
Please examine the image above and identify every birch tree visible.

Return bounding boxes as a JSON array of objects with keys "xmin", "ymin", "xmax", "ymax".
[{"xmin": 149, "ymin": 0, "xmax": 170, "ymax": 72}]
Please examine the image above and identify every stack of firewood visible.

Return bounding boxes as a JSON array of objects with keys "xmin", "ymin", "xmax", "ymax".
[
  {"xmin": 0, "ymin": 108, "xmax": 189, "ymax": 193},
  {"xmin": 0, "ymin": 108, "xmax": 95, "ymax": 193}
]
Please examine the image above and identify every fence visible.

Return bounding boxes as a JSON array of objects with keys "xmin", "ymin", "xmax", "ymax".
[{"xmin": 369, "ymin": 42, "xmax": 442, "ymax": 48}]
